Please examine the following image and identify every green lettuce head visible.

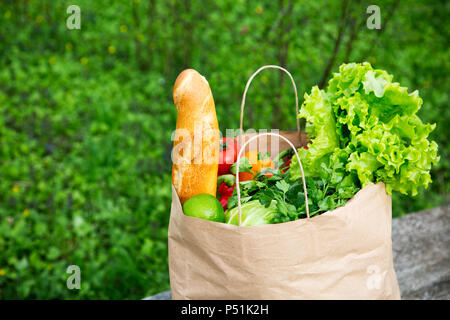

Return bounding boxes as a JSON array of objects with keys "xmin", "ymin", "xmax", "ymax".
[
  {"xmin": 225, "ymin": 200, "xmax": 277, "ymax": 226},
  {"xmin": 291, "ymin": 62, "xmax": 439, "ymax": 196}
]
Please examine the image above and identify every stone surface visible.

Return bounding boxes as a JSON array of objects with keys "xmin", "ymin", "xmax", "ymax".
[
  {"xmin": 143, "ymin": 291, "xmax": 171, "ymax": 300},
  {"xmin": 392, "ymin": 204, "xmax": 450, "ymax": 300},
  {"xmin": 145, "ymin": 204, "xmax": 450, "ymax": 300}
]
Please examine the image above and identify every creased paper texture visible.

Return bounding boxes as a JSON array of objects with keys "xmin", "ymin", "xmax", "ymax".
[{"xmin": 168, "ymin": 133, "xmax": 400, "ymax": 300}]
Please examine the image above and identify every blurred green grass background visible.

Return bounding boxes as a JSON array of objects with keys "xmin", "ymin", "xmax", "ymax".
[{"xmin": 0, "ymin": 0, "xmax": 448, "ymax": 299}]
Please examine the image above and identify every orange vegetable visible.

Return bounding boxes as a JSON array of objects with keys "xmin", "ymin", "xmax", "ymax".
[{"xmin": 238, "ymin": 151, "xmax": 274, "ymax": 181}]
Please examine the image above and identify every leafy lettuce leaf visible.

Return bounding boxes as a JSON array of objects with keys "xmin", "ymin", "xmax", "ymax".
[
  {"xmin": 290, "ymin": 86, "xmax": 339, "ymax": 179},
  {"xmin": 291, "ymin": 62, "xmax": 439, "ymax": 196}
]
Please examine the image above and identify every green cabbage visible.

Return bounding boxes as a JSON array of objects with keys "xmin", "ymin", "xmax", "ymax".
[
  {"xmin": 225, "ymin": 200, "xmax": 277, "ymax": 226},
  {"xmin": 291, "ymin": 62, "xmax": 439, "ymax": 196}
]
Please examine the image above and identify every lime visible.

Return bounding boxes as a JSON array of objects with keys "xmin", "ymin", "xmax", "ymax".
[{"xmin": 182, "ymin": 194, "xmax": 225, "ymax": 223}]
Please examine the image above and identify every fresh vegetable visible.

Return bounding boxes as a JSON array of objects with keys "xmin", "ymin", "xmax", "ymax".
[
  {"xmin": 182, "ymin": 193, "xmax": 225, "ymax": 222},
  {"xmin": 223, "ymin": 62, "xmax": 439, "ymax": 227},
  {"xmin": 227, "ymin": 157, "xmax": 359, "ymax": 224},
  {"xmin": 216, "ymin": 174, "xmax": 236, "ymax": 210},
  {"xmin": 217, "ymin": 180, "xmax": 235, "ymax": 211},
  {"xmin": 218, "ymin": 137, "xmax": 240, "ymax": 175},
  {"xmin": 274, "ymin": 149, "xmax": 295, "ymax": 174},
  {"xmin": 230, "ymin": 151, "xmax": 275, "ymax": 181},
  {"xmin": 225, "ymin": 200, "xmax": 277, "ymax": 226},
  {"xmin": 290, "ymin": 62, "xmax": 439, "ymax": 196},
  {"xmin": 217, "ymin": 174, "xmax": 236, "ymax": 190}
]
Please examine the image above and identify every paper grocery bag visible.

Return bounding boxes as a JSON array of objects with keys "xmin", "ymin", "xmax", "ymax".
[
  {"xmin": 168, "ymin": 66, "xmax": 400, "ymax": 299},
  {"xmin": 168, "ymin": 181, "xmax": 400, "ymax": 300},
  {"xmin": 168, "ymin": 131, "xmax": 400, "ymax": 299}
]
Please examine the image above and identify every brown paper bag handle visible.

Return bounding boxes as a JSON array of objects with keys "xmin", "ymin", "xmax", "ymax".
[
  {"xmin": 235, "ymin": 132, "xmax": 310, "ymax": 226},
  {"xmin": 239, "ymin": 65, "xmax": 300, "ymax": 138}
]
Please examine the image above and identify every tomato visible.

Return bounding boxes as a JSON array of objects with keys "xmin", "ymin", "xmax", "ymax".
[
  {"xmin": 217, "ymin": 182, "xmax": 235, "ymax": 211},
  {"xmin": 281, "ymin": 158, "xmax": 291, "ymax": 174},
  {"xmin": 238, "ymin": 171, "xmax": 254, "ymax": 182},
  {"xmin": 218, "ymin": 181, "xmax": 235, "ymax": 197},
  {"xmin": 238, "ymin": 151, "xmax": 274, "ymax": 181},
  {"xmin": 219, "ymin": 195, "xmax": 229, "ymax": 211},
  {"xmin": 218, "ymin": 138, "xmax": 240, "ymax": 176}
]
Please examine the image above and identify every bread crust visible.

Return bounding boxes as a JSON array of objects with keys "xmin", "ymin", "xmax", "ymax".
[{"xmin": 172, "ymin": 69, "xmax": 219, "ymax": 204}]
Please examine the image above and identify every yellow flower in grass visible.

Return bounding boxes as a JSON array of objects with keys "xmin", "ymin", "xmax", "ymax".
[
  {"xmin": 23, "ymin": 209, "xmax": 30, "ymax": 217},
  {"xmin": 136, "ymin": 33, "xmax": 145, "ymax": 42},
  {"xmin": 48, "ymin": 57, "xmax": 56, "ymax": 65},
  {"xmin": 80, "ymin": 57, "xmax": 88, "ymax": 65},
  {"xmin": 108, "ymin": 45, "xmax": 116, "ymax": 54},
  {"xmin": 4, "ymin": 10, "xmax": 11, "ymax": 19},
  {"xmin": 255, "ymin": 6, "xmax": 263, "ymax": 15},
  {"xmin": 261, "ymin": 75, "xmax": 268, "ymax": 84},
  {"xmin": 0, "ymin": 269, "xmax": 5, "ymax": 276},
  {"xmin": 65, "ymin": 42, "xmax": 73, "ymax": 51},
  {"xmin": 12, "ymin": 185, "xmax": 19, "ymax": 193},
  {"xmin": 120, "ymin": 24, "xmax": 128, "ymax": 33},
  {"xmin": 136, "ymin": 33, "xmax": 144, "ymax": 42}
]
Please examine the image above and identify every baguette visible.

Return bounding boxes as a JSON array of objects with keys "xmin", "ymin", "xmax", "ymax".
[{"xmin": 172, "ymin": 69, "xmax": 220, "ymax": 204}]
